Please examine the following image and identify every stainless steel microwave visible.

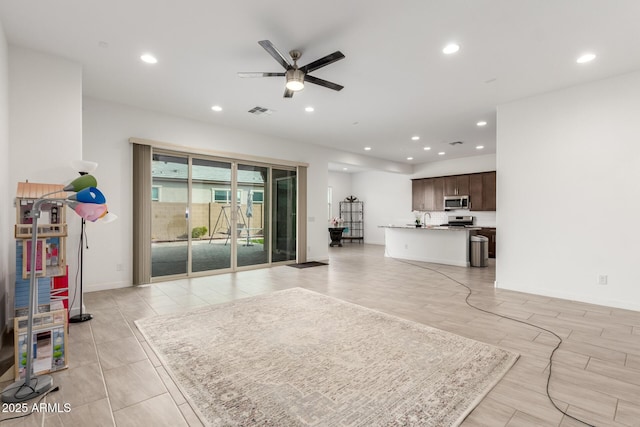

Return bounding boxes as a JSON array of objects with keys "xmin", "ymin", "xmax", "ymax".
[{"xmin": 444, "ymin": 195, "xmax": 469, "ymax": 211}]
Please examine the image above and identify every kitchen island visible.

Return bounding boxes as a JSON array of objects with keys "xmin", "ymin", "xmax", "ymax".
[{"xmin": 381, "ymin": 225, "xmax": 480, "ymax": 267}]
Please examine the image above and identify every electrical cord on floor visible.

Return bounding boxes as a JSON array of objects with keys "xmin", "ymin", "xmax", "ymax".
[
  {"xmin": 391, "ymin": 257, "xmax": 596, "ymax": 427},
  {"xmin": 0, "ymin": 386, "xmax": 60, "ymax": 423}
]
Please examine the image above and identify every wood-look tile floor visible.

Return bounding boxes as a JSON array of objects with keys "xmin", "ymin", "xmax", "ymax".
[{"xmin": 2, "ymin": 243, "xmax": 640, "ymax": 426}]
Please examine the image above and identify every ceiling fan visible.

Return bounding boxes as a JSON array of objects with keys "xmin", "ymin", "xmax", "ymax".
[{"xmin": 238, "ymin": 40, "xmax": 345, "ymax": 98}]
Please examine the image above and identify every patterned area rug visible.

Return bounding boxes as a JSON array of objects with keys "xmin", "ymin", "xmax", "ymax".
[{"xmin": 135, "ymin": 288, "xmax": 518, "ymax": 426}]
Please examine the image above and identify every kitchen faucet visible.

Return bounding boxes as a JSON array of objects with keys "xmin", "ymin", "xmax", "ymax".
[{"xmin": 422, "ymin": 212, "xmax": 431, "ymax": 225}]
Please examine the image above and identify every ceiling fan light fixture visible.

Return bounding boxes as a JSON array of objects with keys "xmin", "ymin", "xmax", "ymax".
[{"xmin": 285, "ymin": 69, "xmax": 305, "ymax": 91}]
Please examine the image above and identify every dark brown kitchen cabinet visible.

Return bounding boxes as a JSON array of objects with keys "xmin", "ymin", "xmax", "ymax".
[
  {"xmin": 412, "ymin": 179, "xmax": 425, "ymax": 211},
  {"xmin": 412, "ymin": 172, "xmax": 491, "ymax": 212},
  {"xmin": 444, "ymin": 175, "xmax": 469, "ymax": 196},
  {"xmin": 432, "ymin": 177, "xmax": 444, "ymax": 211},
  {"xmin": 469, "ymin": 171, "xmax": 496, "ymax": 211},
  {"xmin": 411, "ymin": 177, "xmax": 441, "ymax": 211},
  {"xmin": 476, "ymin": 228, "xmax": 496, "ymax": 258},
  {"xmin": 422, "ymin": 178, "xmax": 436, "ymax": 211},
  {"xmin": 483, "ymin": 171, "xmax": 496, "ymax": 211}
]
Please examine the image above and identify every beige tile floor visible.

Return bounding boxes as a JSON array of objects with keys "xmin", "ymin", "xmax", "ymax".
[{"xmin": 2, "ymin": 243, "xmax": 640, "ymax": 426}]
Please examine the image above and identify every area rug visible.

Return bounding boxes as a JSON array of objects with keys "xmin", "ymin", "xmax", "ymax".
[{"xmin": 135, "ymin": 288, "xmax": 518, "ymax": 426}]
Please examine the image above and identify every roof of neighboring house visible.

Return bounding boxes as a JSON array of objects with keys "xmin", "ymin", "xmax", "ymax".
[{"xmin": 152, "ymin": 161, "xmax": 265, "ymax": 184}]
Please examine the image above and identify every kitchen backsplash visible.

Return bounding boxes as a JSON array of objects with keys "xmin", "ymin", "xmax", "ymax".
[{"xmin": 419, "ymin": 210, "xmax": 496, "ymax": 227}]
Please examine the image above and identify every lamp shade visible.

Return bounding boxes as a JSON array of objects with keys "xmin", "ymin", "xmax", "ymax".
[
  {"xmin": 100, "ymin": 212, "xmax": 118, "ymax": 224},
  {"xmin": 63, "ymin": 174, "xmax": 97, "ymax": 192},
  {"xmin": 70, "ymin": 160, "xmax": 98, "ymax": 174},
  {"xmin": 67, "ymin": 202, "xmax": 107, "ymax": 222},
  {"xmin": 68, "ymin": 187, "xmax": 106, "ymax": 204}
]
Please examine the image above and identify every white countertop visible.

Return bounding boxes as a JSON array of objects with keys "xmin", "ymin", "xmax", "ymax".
[{"xmin": 380, "ymin": 225, "xmax": 481, "ymax": 231}]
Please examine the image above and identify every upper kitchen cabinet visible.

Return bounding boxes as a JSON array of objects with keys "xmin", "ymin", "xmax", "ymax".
[
  {"xmin": 444, "ymin": 175, "xmax": 470, "ymax": 196},
  {"xmin": 483, "ymin": 171, "xmax": 496, "ymax": 211},
  {"xmin": 412, "ymin": 179, "xmax": 425, "ymax": 211},
  {"xmin": 432, "ymin": 177, "xmax": 444, "ymax": 211},
  {"xmin": 412, "ymin": 178, "xmax": 439, "ymax": 211},
  {"xmin": 412, "ymin": 173, "xmax": 486, "ymax": 211},
  {"xmin": 469, "ymin": 171, "xmax": 496, "ymax": 211}
]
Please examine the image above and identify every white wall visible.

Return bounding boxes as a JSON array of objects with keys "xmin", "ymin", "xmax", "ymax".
[
  {"xmin": 328, "ymin": 171, "xmax": 352, "ymax": 220},
  {"xmin": 351, "ymin": 171, "xmax": 412, "ymax": 245},
  {"xmin": 7, "ymin": 47, "xmax": 83, "ymax": 315},
  {"xmin": 0, "ymin": 20, "xmax": 10, "ymax": 339},
  {"xmin": 497, "ymin": 71, "xmax": 640, "ymax": 311}
]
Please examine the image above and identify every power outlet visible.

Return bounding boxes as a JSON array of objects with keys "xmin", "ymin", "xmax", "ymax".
[
  {"xmin": 116, "ymin": 263, "xmax": 123, "ymax": 272},
  {"xmin": 598, "ymin": 275, "xmax": 608, "ymax": 285}
]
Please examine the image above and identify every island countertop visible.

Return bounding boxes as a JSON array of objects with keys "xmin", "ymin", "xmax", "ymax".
[
  {"xmin": 380, "ymin": 225, "xmax": 481, "ymax": 231},
  {"xmin": 382, "ymin": 226, "xmax": 479, "ymax": 267}
]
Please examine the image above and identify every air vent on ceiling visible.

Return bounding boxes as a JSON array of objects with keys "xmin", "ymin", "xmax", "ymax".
[
  {"xmin": 448, "ymin": 141, "xmax": 464, "ymax": 146},
  {"xmin": 248, "ymin": 106, "xmax": 274, "ymax": 115}
]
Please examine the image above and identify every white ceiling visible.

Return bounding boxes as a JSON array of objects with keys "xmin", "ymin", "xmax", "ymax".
[{"xmin": 2, "ymin": 1, "xmax": 640, "ymax": 168}]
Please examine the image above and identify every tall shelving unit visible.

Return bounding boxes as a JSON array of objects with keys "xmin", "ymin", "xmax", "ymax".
[{"xmin": 339, "ymin": 199, "xmax": 364, "ymax": 243}]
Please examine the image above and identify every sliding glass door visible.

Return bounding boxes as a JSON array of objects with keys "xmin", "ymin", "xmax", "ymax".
[
  {"xmin": 148, "ymin": 149, "xmax": 299, "ymax": 280},
  {"xmin": 151, "ymin": 154, "xmax": 189, "ymax": 277},
  {"xmin": 272, "ymin": 169, "xmax": 297, "ymax": 262},
  {"xmin": 237, "ymin": 164, "xmax": 269, "ymax": 268},
  {"xmin": 191, "ymin": 158, "xmax": 232, "ymax": 272}
]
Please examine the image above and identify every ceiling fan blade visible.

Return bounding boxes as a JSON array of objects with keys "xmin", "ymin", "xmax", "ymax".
[
  {"xmin": 258, "ymin": 40, "xmax": 291, "ymax": 70},
  {"xmin": 301, "ymin": 51, "xmax": 345, "ymax": 73},
  {"xmin": 304, "ymin": 75, "xmax": 344, "ymax": 91},
  {"xmin": 238, "ymin": 72, "xmax": 286, "ymax": 78},
  {"xmin": 283, "ymin": 88, "xmax": 295, "ymax": 98}
]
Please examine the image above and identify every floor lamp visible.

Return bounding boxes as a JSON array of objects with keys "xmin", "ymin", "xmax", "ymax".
[
  {"xmin": 68, "ymin": 160, "xmax": 116, "ymax": 322},
  {"xmin": 69, "ymin": 219, "xmax": 91, "ymax": 323},
  {"xmin": 1, "ymin": 175, "xmax": 107, "ymax": 403}
]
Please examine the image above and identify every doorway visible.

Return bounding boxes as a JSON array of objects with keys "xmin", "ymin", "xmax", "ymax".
[{"xmin": 149, "ymin": 151, "xmax": 298, "ymax": 279}]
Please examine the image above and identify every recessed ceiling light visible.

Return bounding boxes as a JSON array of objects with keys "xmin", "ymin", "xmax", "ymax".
[
  {"xmin": 576, "ymin": 53, "xmax": 596, "ymax": 64},
  {"xmin": 411, "ymin": 136, "xmax": 420, "ymax": 141},
  {"xmin": 343, "ymin": 167, "xmax": 348, "ymax": 171},
  {"xmin": 364, "ymin": 147, "xmax": 372, "ymax": 151},
  {"xmin": 305, "ymin": 106, "xmax": 314, "ymax": 112},
  {"xmin": 476, "ymin": 121, "xmax": 487, "ymax": 127},
  {"xmin": 442, "ymin": 43, "xmax": 460, "ymax": 54},
  {"xmin": 424, "ymin": 146, "xmax": 431, "ymax": 151},
  {"xmin": 407, "ymin": 157, "xmax": 414, "ymax": 161},
  {"xmin": 476, "ymin": 145, "xmax": 484, "ymax": 150},
  {"xmin": 211, "ymin": 105, "xmax": 222, "ymax": 112},
  {"xmin": 438, "ymin": 152, "xmax": 445, "ymax": 155},
  {"xmin": 140, "ymin": 53, "xmax": 158, "ymax": 64}
]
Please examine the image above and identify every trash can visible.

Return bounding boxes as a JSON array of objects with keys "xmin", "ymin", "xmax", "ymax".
[{"xmin": 470, "ymin": 235, "xmax": 489, "ymax": 267}]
